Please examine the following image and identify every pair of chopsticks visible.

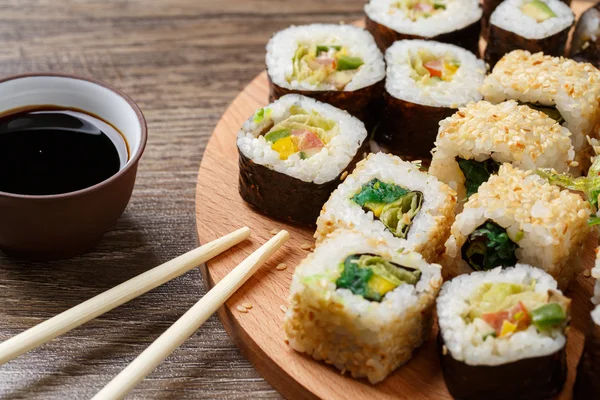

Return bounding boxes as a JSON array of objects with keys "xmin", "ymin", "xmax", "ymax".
[{"xmin": 0, "ymin": 226, "xmax": 289, "ymax": 400}]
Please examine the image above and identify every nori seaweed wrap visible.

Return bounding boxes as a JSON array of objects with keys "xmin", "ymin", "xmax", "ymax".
[
  {"xmin": 484, "ymin": 0, "xmax": 574, "ymax": 67},
  {"xmin": 237, "ymin": 94, "xmax": 367, "ymax": 225},
  {"xmin": 437, "ymin": 265, "xmax": 571, "ymax": 400},
  {"xmin": 364, "ymin": 0, "xmax": 482, "ymax": 55},
  {"xmin": 379, "ymin": 40, "xmax": 485, "ymax": 160},
  {"xmin": 570, "ymin": 2, "xmax": 600, "ymax": 68},
  {"xmin": 266, "ymin": 24, "xmax": 386, "ymax": 132}
]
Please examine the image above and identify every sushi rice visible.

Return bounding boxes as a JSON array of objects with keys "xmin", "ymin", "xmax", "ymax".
[{"xmin": 284, "ymin": 229, "xmax": 442, "ymax": 383}]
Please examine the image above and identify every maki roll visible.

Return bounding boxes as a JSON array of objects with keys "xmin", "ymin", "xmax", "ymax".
[
  {"xmin": 379, "ymin": 40, "xmax": 485, "ymax": 159},
  {"xmin": 316, "ymin": 152, "xmax": 457, "ymax": 263},
  {"xmin": 573, "ymin": 249, "xmax": 600, "ymax": 399},
  {"xmin": 570, "ymin": 2, "xmax": 600, "ymax": 68},
  {"xmin": 237, "ymin": 94, "xmax": 367, "ymax": 225},
  {"xmin": 484, "ymin": 0, "xmax": 574, "ymax": 67},
  {"xmin": 443, "ymin": 164, "xmax": 591, "ymax": 289},
  {"xmin": 266, "ymin": 24, "xmax": 386, "ymax": 130},
  {"xmin": 438, "ymin": 265, "xmax": 571, "ymax": 400},
  {"xmin": 429, "ymin": 100, "xmax": 574, "ymax": 205},
  {"xmin": 283, "ymin": 230, "xmax": 442, "ymax": 383},
  {"xmin": 481, "ymin": 50, "xmax": 600, "ymax": 172},
  {"xmin": 364, "ymin": 0, "xmax": 482, "ymax": 54}
]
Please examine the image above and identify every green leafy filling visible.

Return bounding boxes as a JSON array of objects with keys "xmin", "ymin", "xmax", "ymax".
[
  {"xmin": 335, "ymin": 254, "xmax": 421, "ymax": 302},
  {"xmin": 519, "ymin": 102, "xmax": 564, "ymax": 124},
  {"xmin": 457, "ymin": 157, "xmax": 501, "ymax": 198},
  {"xmin": 352, "ymin": 179, "xmax": 423, "ymax": 239},
  {"xmin": 462, "ymin": 220, "xmax": 519, "ymax": 271}
]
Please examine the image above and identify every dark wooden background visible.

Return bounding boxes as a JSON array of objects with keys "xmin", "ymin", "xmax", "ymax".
[{"xmin": 0, "ymin": 1, "xmax": 367, "ymax": 398}]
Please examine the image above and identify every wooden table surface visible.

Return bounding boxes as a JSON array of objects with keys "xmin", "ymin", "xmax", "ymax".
[{"xmin": 0, "ymin": 1, "xmax": 368, "ymax": 398}]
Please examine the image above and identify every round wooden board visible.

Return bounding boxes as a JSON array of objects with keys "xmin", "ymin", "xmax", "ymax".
[{"xmin": 196, "ymin": 9, "xmax": 597, "ymax": 399}]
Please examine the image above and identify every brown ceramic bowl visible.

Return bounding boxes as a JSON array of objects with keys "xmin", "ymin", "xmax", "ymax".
[{"xmin": 0, "ymin": 73, "xmax": 147, "ymax": 260}]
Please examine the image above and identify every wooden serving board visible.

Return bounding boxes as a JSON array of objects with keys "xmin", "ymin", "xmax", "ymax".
[{"xmin": 195, "ymin": 8, "xmax": 596, "ymax": 399}]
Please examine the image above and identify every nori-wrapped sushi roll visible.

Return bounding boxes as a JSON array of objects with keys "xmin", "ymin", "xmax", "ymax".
[
  {"xmin": 364, "ymin": 0, "xmax": 482, "ymax": 55},
  {"xmin": 379, "ymin": 40, "xmax": 485, "ymax": 160},
  {"xmin": 481, "ymin": 50, "xmax": 600, "ymax": 172},
  {"xmin": 570, "ymin": 2, "xmax": 600, "ymax": 68},
  {"xmin": 237, "ymin": 94, "xmax": 367, "ymax": 225},
  {"xmin": 485, "ymin": 0, "xmax": 574, "ymax": 67},
  {"xmin": 266, "ymin": 24, "xmax": 386, "ymax": 131},
  {"xmin": 316, "ymin": 152, "xmax": 457, "ymax": 263},
  {"xmin": 429, "ymin": 100, "xmax": 574, "ymax": 205},
  {"xmin": 283, "ymin": 229, "xmax": 442, "ymax": 383},
  {"xmin": 437, "ymin": 265, "xmax": 571, "ymax": 400},
  {"xmin": 443, "ymin": 164, "xmax": 591, "ymax": 288}
]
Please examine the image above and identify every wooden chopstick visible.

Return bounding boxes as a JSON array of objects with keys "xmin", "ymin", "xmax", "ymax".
[
  {"xmin": 91, "ymin": 230, "xmax": 289, "ymax": 400},
  {"xmin": 0, "ymin": 226, "xmax": 251, "ymax": 366}
]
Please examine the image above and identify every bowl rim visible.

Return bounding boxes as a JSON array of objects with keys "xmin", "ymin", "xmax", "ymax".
[{"xmin": 0, "ymin": 72, "xmax": 148, "ymax": 200}]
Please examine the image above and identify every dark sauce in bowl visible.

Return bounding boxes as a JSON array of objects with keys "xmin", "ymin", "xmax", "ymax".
[{"xmin": 0, "ymin": 106, "xmax": 128, "ymax": 196}]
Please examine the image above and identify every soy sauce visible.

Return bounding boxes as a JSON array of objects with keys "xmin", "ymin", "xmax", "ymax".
[{"xmin": 0, "ymin": 106, "xmax": 128, "ymax": 196}]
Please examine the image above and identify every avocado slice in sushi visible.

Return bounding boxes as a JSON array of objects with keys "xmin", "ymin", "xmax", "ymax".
[
  {"xmin": 352, "ymin": 178, "xmax": 424, "ymax": 239},
  {"xmin": 336, "ymin": 253, "xmax": 421, "ymax": 302},
  {"xmin": 521, "ymin": 0, "xmax": 557, "ymax": 22},
  {"xmin": 456, "ymin": 157, "xmax": 501, "ymax": 198},
  {"xmin": 461, "ymin": 220, "xmax": 519, "ymax": 271}
]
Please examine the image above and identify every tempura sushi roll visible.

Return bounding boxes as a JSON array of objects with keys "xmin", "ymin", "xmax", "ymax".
[
  {"xmin": 364, "ymin": 0, "xmax": 482, "ymax": 54},
  {"xmin": 438, "ymin": 265, "xmax": 571, "ymax": 400},
  {"xmin": 570, "ymin": 2, "xmax": 600, "ymax": 68},
  {"xmin": 379, "ymin": 40, "xmax": 485, "ymax": 159},
  {"xmin": 481, "ymin": 50, "xmax": 600, "ymax": 171},
  {"xmin": 237, "ymin": 94, "xmax": 367, "ymax": 225},
  {"xmin": 316, "ymin": 152, "xmax": 456, "ymax": 263},
  {"xmin": 484, "ymin": 0, "xmax": 574, "ymax": 67},
  {"xmin": 444, "ymin": 164, "xmax": 591, "ymax": 288},
  {"xmin": 430, "ymin": 100, "xmax": 574, "ymax": 204},
  {"xmin": 574, "ymin": 249, "xmax": 600, "ymax": 399},
  {"xmin": 284, "ymin": 230, "xmax": 442, "ymax": 383},
  {"xmin": 266, "ymin": 24, "xmax": 385, "ymax": 131}
]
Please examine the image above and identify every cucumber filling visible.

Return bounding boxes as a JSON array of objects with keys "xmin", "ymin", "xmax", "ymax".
[
  {"xmin": 408, "ymin": 49, "xmax": 460, "ymax": 86},
  {"xmin": 520, "ymin": 0, "xmax": 557, "ymax": 22},
  {"xmin": 336, "ymin": 253, "xmax": 421, "ymax": 302},
  {"xmin": 288, "ymin": 43, "xmax": 364, "ymax": 90},
  {"xmin": 393, "ymin": 0, "xmax": 448, "ymax": 21},
  {"xmin": 456, "ymin": 157, "xmax": 501, "ymax": 198},
  {"xmin": 352, "ymin": 179, "xmax": 423, "ymax": 239},
  {"xmin": 462, "ymin": 220, "xmax": 519, "ymax": 271}
]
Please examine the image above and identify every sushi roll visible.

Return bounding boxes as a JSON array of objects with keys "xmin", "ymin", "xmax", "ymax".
[
  {"xmin": 283, "ymin": 230, "xmax": 443, "ymax": 383},
  {"xmin": 316, "ymin": 152, "xmax": 457, "ymax": 263},
  {"xmin": 266, "ymin": 24, "xmax": 386, "ymax": 131},
  {"xmin": 484, "ymin": 0, "xmax": 574, "ymax": 67},
  {"xmin": 443, "ymin": 164, "xmax": 591, "ymax": 289},
  {"xmin": 379, "ymin": 40, "xmax": 485, "ymax": 159},
  {"xmin": 573, "ymin": 248, "xmax": 600, "ymax": 399},
  {"xmin": 429, "ymin": 100, "xmax": 575, "ymax": 205},
  {"xmin": 481, "ymin": 50, "xmax": 600, "ymax": 172},
  {"xmin": 364, "ymin": 0, "xmax": 482, "ymax": 54},
  {"xmin": 570, "ymin": 2, "xmax": 600, "ymax": 68},
  {"xmin": 237, "ymin": 94, "xmax": 367, "ymax": 225},
  {"xmin": 438, "ymin": 265, "xmax": 571, "ymax": 400}
]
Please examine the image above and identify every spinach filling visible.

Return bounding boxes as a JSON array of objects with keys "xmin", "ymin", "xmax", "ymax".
[
  {"xmin": 461, "ymin": 220, "xmax": 519, "ymax": 271},
  {"xmin": 456, "ymin": 157, "xmax": 501, "ymax": 198},
  {"xmin": 335, "ymin": 254, "xmax": 421, "ymax": 302},
  {"xmin": 518, "ymin": 102, "xmax": 564, "ymax": 124},
  {"xmin": 352, "ymin": 179, "xmax": 423, "ymax": 239}
]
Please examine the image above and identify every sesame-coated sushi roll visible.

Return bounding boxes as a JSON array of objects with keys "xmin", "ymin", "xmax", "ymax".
[
  {"xmin": 573, "ymin": 249, "xmax": 600, "ymax": 399},
  {"xmin": 570, "ymin": 2, "xmax": 600, "ymax": 69},
  {"xmin": 429, "ymin": 100, "xmax": 575, "ymax": 205},
  {"xmin": 316, "ymin": 153, "xmax": 456, "ymax": 263},
  {"xmin": 481, "ymin": 50, "xmax": 600, "ymax": 172},
  {"xmin": 266, "ymin": 24, "xmax": 386, "ymax": 131},
  {"xmin": 364, "ymin": 0, "xmax": 482, "ymax": 54},
  {"xmin": 484, "ymin": 0, "xmax": 574, "ymax": 67},
  {"xmin": 443, "ymin": 164, "xmax": 591, "ymax": 288},
  {"xmin": 379, "ymin": 40, "xmax": 485, "ymax": 159},
  {"xmin": 237, "ymin": 94, "xmax": 367, "ymax": 225},
  {"xmin": 438, "ymin": 265, "xmax": 571, "ymax": 400},
  {"xmin": 284, "ymin": 230, "xmax": 443, "ymax": 384}
]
